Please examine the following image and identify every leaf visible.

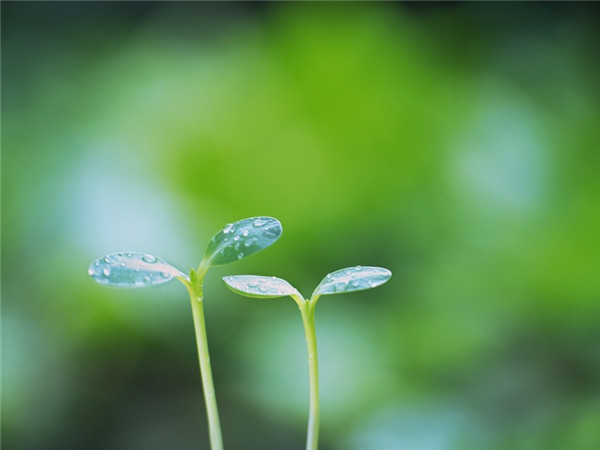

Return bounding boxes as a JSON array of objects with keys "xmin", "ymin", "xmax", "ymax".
[
  {"xmin": 203, "ymin": 217, "xmax": 282, "ymax": 266},
  {"xmin": 88, "ymin": 252, "xmax": 185, "ymax": 288},
  {"xmin": 222, "ymin": 275, "xmax": 298, "ymax": 298},
  {"xmin": 311, "ymin": 266, "xmax": 392, "ymax": 299}
]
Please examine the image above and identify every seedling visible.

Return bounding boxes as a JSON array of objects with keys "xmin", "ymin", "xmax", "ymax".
[
  {"xmin": 223, "ymin": 266, "xmax": 392, "ymax": 450},
  {"xmin": 88, "ymin": 216, "xmax": 283, "ymax": 450}
]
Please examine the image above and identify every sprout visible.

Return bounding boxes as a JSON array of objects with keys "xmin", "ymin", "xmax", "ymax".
[
  {"xmin": 224, "ymin": 266, "xmax": 392, "ymax": 450},
  {"xmin": 89, "ymin": 217, "xmax": 283, "ymax": 450}
]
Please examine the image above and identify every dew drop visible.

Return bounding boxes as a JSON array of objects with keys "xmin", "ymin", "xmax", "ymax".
[
  {"xmin": 233, "ymin": 235, "xmax": 240, "ymax": 241},
  {"xmin": 263, "ymin": 227, "xmax": 279, "ymax": 238},
  {"xmin": 102, "ymin": 267, "xmax": 111, "ymax": 277},
  {"xmin": 223, "ymin": 237, "xmax": 229, "ymax": 242},
  {"xmin": 335, "ymin": 282, "xmax": 346, "ymax": 292},
  {"xmin": 253, "ymin": 219, "xmax": 267, "ymax": 227},
  {"xmin": 259, "ymin": 285, "xmax": 267, "ymax": 293},
  {"xmin": 102, "ymin": 256, "xmax": 110, "ymax": 263},
  {"xmin": 142, "ymin": 254, "xmax": 158, "ymax": 264},
  {"xmin": 87, "ymin": 267, "xmax": 94, "ymax": 276},
  {"xmin": 355, "ymin": 265, "xmax": 362, "ymax": 271},
  {"xmin": 237, "ymin": 252, "xmax": 244, "ymax": 260},
  {"xmin": 120, "ymin": 263, "xmax": 126, "ymax": 267},
  {"xmin": 143, "ymin": 277, "xmax": 151, "ymax": 285},
  {"xmin": 242, "ymin": 230, "xmax": 249, "ymax": 237},
  {"xmin": 248, "ymin": 280, "xmax": 259, "ymax": 287},
  {"xmin": 93, "ymin": 261, "xmax": 100, "ymax": 267},
  {"xmin": 125, "ymin": 252, "xmax": 133, "ymax": 258},
  {"xmin": 244, "ymin": 238, "xmax": 257, "ymax": 247},
  {"xmin": 223, "ymin": 223, "xmax": 234, "ymax": 234},
  {"xmin": 161, "ymin": 272, "xmax": 170, "ymax": 278},
  {"xmin": 259, "ymin": 278, "xmax": 267, "ymax": 283},
  {"xmin": 351, "ymin": 280, "xmax": 360, "ymax": 288}
]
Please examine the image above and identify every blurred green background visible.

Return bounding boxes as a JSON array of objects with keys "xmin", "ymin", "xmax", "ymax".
[{"xmin": 3, "ymin": 2, "xmax": 600, "ymax": 449}]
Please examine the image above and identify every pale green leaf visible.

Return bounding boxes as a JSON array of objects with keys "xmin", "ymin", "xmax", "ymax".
[
  {"xmin": 311, "ymin": 266, "xmax": 392, "ymax": 299},
  {"xmin": 88, "ymin": 252, "xmax": 185, "ymax": 288},
  {"xmin": 203, "ymin": 217, "xmax": 282, "ymax": 266},
  {"xmin": 223, "ymin": 275, "xmax": 298, "ymax": 298}
]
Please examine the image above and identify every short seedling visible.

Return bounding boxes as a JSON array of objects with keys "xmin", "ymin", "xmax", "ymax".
[
  {"xmin": 223, "ymin": 266, "xmax": 392, "ymax": 450},
  {"xmin": 88, "ymin": 216, "xmax": 283, "ymax": 450}
]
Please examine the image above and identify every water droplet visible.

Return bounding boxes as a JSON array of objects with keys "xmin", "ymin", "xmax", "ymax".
[
  {"xmin": 351, "ymin": 281, "xmax": 360, "ymax": 288},
  {"xmin": 161, "ymin": 272, "xmax": 170, "ymax": 278},
  {"xmin": 143, "ymin": 277, "xmax": 151, "ymax": 284},
  {"xmin": 271, "ymin": 276, "xmax": 277, "ymax": 280},
  {"xmin": 253, "ymin": 219, "xmax": 267, "ymax": 227},
  {"xmin": 355, "ymin": 265, "xmax": 362, "ymax": 271},
  {"xmin": 368, "ymin": 281, "xmax": 375, "ymax": 288},
  {"xmin": 244, "ymin": 237, "xmax": 257, "ymax": 247},
  {"xmin": 223, "ymin": 223, "xmax": 233, "ymax": 234},
  {"xmin": 142, "ymin": 254, "xmax": 158, "ymax": 263},
  {"xmin": 102, "ymin": 267, "xmax": 111, "ymax": 277},
  {"xmin": 237, "ymin": 252, "xmax": 244, "ymax": 260},
  {"xmin": 335, "ymin": 282, "xmax": 346, "ymax": 292},
  {"xmin": 233, "ymin": 235, "xmax": 240, "ymax": 241},
  {"xmin": 223, "ymin": 237, "xmax": 229, "ymax": 242},
  {"xmin": 248, "ymin": 280, "xmax": 259, "ymax": 287},
  {"xmin": 102, "ymin": 256, "xmax": 110, "ymax": 263},
  {"xmin": 346, "ymin": 270, "xmax": 352, "ymax": 276},
  {"xmin": 263, "ymin": 225, "xmax": 280, "ymax": 238},
  {"xmin": 259, "ymin": 278, "xmax": 267, "ymax": 283},
  {"xmin": 87, "ymin": 267, "xmax": 94, "ymax": 276},
  {"xmin": 125, "ymin": 252, "xmax": 133, "ymax": 258},
  {"xmin": 259, "ymin": 285, "xmax": 267, "ymax": 292},
  {"xmin": 93, "ymin": 261, "xmax": 100, "ymax": 267},
  {"xmin": 234, "ymin": 243, "xmax": 240, "ymax": 251},
  {"xmin": 242, "ymin": 230, "xmax": 249, "ymax": 237},
  {"xmin": 117, "ymin": 252, "xmax": 124, "ymax": 256},
  {"xmin": 120, "ymin": 263, "xmax": 126, "ymax": 267}
]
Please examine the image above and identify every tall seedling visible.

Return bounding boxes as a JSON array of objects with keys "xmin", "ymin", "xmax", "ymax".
[{"xmin": 88, "ymin": 217, "xmax": 283, "ymax": 450}]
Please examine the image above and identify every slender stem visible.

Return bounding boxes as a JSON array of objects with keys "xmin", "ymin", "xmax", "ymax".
[
  {"xmin": 187, "ymin": 284, "xmax": 224, "ymax": 450},
  {"xmin": 300, "ymin": 303, "xmax": 320, "ymax": 450}
]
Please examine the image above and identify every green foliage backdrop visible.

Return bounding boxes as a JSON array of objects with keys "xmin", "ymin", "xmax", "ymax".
[{"xmin": 3, "ymin": 2, "xmax": 600, "ymax": 449}]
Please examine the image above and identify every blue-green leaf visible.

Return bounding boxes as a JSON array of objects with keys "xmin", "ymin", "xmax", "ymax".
[
  {"xmin": 203, "ymin": 217, "xmax": 282, "ymax": 266},
  {"xmin": 311, "ymin": 266, "xmax": 392, "ymax": 299},
  {"xmin": 88, "ymin": 252, "xmax": 185, "ymax": 288},
  {"xmin": 223, "ymin": 275, "xmax": 298, "ymax": 298}
]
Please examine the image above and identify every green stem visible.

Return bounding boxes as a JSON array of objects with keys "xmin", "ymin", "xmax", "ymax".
[
  {"xmin": 300, "ymin": 302, "xmax": 320, "ymax": 450},
  {"xmin": 187, "ymin": 284, "xmax": 224, "ymax": 450}
]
